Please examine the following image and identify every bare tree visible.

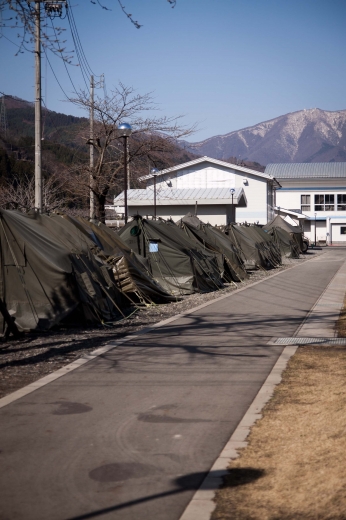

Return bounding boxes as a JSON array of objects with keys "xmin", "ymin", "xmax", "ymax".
[
  {"xmin": 0, "ymin": 171, "xmax": 70, "ymax": 212},
  {"xmin": 0, "ymin": 1, "xmax": 74, "ymax": 60},
  {"xmin": 68, "ymin": 83, "xmax": 196, "ymax": 223},
  {"xmin": 0, "ymin": 1, "xmax": 177, "ymax": 56}
]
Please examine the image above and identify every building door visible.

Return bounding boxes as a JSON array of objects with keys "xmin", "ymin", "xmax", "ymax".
[{"xmin": 331, "ymin": 224, "xmax": 346, "ymax": 244}]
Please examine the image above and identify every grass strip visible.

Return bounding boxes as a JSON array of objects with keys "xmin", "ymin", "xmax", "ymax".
[{"xmin": 212, "ymin": 306, "xmax": 346, "ymax": 519}]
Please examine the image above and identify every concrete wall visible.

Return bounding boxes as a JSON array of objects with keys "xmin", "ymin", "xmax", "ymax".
[
  {"xmin": 146, "ymin": 162, "xmax": 270, "ymax": 225},
  {"xmin": 147, "ymin": 162, "xmax": 236, "ymax": 190},
  {"xmin": 128, "ymin": 204, "xmax": 229, "ymax": 226},
  {"xmin": 330, "ymin": 223, "xmax": 346, "ymax": 244},
  {"xmin": 277, "ymin": 179, "xmax": 346, "ymax": 243},
  {"xmin": 234, "ymin": 174, "xmax": 268, "ymax": 224}
]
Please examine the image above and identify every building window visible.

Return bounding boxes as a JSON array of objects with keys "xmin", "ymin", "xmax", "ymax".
[
  {"xmin": 301, "ymin": 194, "xmax": 310, "ymax": 212},
  {"xmin": 314, "ymin": 194, "xmax": 334, "ymax": 211},
  {"xmin": 337, "ymin": 194, "xmax": 346, "ymax": 211},
  {"xmin": 341, "ymin": 227, "xmax": 346, "ymax": 235},
  {"xmin": 304, "ymin": 220, "xmax": 311, "ymax": 232}
]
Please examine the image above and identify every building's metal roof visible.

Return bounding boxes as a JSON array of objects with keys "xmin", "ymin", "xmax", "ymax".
[
  {"xmin": 140, "ymin": 156, "xmax": 275, "ymax": 182},
  {"xmin": 266, "ymin": 163, "xmax": 346, "ymax": 179},
  {"xmin": 114, "ymin": 187, "xmax": 247, "ymax": 206},
  {"xmin": 274, "ymin": 206, "xmax": 307, "ymax": 218}
]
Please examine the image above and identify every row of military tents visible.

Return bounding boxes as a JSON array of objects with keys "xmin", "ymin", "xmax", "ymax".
[{"xmin": 0, "ymin": 209, "xmax": 306, "ymax": 337}]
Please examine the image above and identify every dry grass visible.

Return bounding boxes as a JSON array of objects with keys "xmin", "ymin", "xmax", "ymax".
[
  {"xmin": 336, "ymin": 295, "xmax": 346, "ymax": 338},
  {"xmin": 212, "ymin": 305, "xmax": 346, "ymax": 519}
]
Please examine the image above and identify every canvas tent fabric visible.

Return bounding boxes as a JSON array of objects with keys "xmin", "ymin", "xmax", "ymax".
[
  {"xmin": 73, "ymin": 217, "xmax": 177, "ymax": 304},
  {"xmin": 246, "ymin": 226, "xmax": 282, "ymax": 267},
  {"xmin": 0, "ymin": 210, "xmax": 126, "ymax": 335},
  {"xmin": 262, "ymin": 225, "xmax": 300, "ymax": 258},
  {"xmin": 263, "ymin": 215, "xmax": 303, "ymax": 255},
  {"xmin": 118, "ymin": 216, "xmax": 223, "ymax": 295},
  {"xmin": 224, "ymin": 224, "xmax": 281, "ymax": 270},
  {"xmin": 42, "ymin": 213, "xmax": 175, "ymax": 305},
  {"xmin": 178, "ymin": 213, "xmax": 248, "ymax": 283}
]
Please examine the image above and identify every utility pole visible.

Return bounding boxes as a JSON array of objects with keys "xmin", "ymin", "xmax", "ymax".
[
  {"xmin": 89, "ymin": 74, "xmax": 105, "ymax": 220},
  {"xmin": 31, "ymin": 0, "xmax": 66, "ymax": 212},
  {"xmin": 90, "ymin": 74, "xmax": 95, "ymax": 220},
  {"xmin": 34, "ymin": 0, "xmax": 42, "ymax": 212}
]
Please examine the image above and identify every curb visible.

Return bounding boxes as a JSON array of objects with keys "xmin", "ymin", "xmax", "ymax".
[
  {"xmin": 178, "ymin": 345, "xmax": 298, "ymax": 520},
  {"xmin": 179, "ymin": 251, "xmax": 346, "ymax": 520}
]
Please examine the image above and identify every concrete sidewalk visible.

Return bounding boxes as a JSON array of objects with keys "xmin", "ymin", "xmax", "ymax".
[{"xmin": 1, "ymin": 249, "xmax": 345, "ymax": 520}]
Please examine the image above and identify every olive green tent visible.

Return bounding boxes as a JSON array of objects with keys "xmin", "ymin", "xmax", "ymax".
[
  {"xmin": 0, "ymin": 210, "xmax": 126, "ymax": 335},
  {"xmin": 245, "ymin": 225, "xmax": 282, "ymax": 267},
  {"xmin": 224, "ymin": 224, "xmax": 281, "ymax": 270},
  {"xmin": 118, "ymin": 216, "xmax": 223, "ymax": 295},
  {"xmin": 72, "ymin": 217, "xmax": 177, "ymax": 304},
  {"xmin": 263, "ymin": 215, "xmax": 303, "ymax": 256},
  {"xmin": 178, "ymin": 213, "xmax": 248, "ymax": 283}
]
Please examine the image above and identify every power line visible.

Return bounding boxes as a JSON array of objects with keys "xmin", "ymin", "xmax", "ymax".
[
  {"xmin": 50, "ymin": 16, "xmax": 78, "ymax": 94},
  {"xmin": 0, "ymin": 90, "xmax": 33, "ymax": 105},
  {"xmin": 66, "ymin": 8, "xmax": 88, "ymax": 90},
  {"xmin": 67, "ymin": 1, "xmax": 100, "ymax": 78},
  {"xmin": 42, "ymin": 45, "xmax": 71, "ymax": 101},
  {"xmin": 66, "ymin": 2, "xmax": 102, "ymax": 91},
  {"xmin": 0, "ymin": 90, "xmax": 87, "ymax": 165},
  {"xmin": 0, "ymin": 31, "xmax": 29, "ymax": 53}
]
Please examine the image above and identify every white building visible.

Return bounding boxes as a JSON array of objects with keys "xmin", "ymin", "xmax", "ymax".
[
  {"xmin": 266, "ymin": 163, "xmax": 346, "ymax": 245},
  {"xmin": 113, "ymin": 157, "xmax": 280, "ymax": 226}
]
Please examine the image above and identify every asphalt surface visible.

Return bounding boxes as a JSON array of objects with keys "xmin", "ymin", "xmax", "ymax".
[{"xmin": 1, "ymin": 249, "xmax": 345, "ymax": 520}]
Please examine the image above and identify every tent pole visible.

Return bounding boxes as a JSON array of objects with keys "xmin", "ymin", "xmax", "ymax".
[{"xmin": 0, "ymin": 298, "xmax": 21, "ymax": 339}]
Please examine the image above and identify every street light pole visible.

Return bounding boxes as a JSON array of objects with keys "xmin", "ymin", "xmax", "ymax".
[
  {"xmin": 151, "ymin": 168, "xmax": 159, "ymax": 218},
  {"xmin": 118, "ymin": 123, "xmax": 132, "ymax": 224},
  {"xmin": 230, "ymin": 188, "xmax": 235, "ymax": 224},
  {"xmin": 90, "ymin": 74, "xmax": 95, "ymax": 220},
  {"xmin": 123, "ymin": 136, "xmax": 128, "ymax": 223},
  {"xmin": 314, "ymin": 212, "xmax": 317, "ymax": 246}
]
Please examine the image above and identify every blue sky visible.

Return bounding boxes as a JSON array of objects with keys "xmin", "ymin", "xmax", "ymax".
[{"xmin": 1, "ymin": 0, "xmax": 345, "ymax": 142}]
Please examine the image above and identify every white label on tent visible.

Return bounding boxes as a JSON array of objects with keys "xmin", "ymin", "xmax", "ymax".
[{"xmin": 149, "ymin": 242, "xmax": 159, "ymax": 253}]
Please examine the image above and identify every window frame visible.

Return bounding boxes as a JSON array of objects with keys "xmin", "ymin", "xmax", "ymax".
[
  {"xmin": 314, "ymin": 193, "xmax": 335, "ymax": 212},
  {"xmin": 301, "ymin": 194, "xmax": 311, "ymax": 212},
  {"xmin": 337, "ymin": 194, "xmax": 346, "ymax": 211}
]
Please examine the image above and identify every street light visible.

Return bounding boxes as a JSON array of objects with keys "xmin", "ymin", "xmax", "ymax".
[
  {"xmin": 118, "ymin": 122, "xmax": 132, "ymax": 224},
  {"xmin": 314, "ymin": 212, "xmax": 317, "ymax": 246},
  {"xmin": 230, "ymin": 188, "xmax": 235, "ymax": 224},
  {"xmin": 151, "ymin": 168, "xmax": 159, "ymax": 218}
]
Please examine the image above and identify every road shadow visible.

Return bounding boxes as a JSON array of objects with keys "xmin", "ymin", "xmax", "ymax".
[{"xmin": 67, "ymin": 467, "xmax": 264, "ymax": 520}]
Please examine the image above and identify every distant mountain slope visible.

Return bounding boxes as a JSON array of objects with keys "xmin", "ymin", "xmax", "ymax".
[
  {"xmin": 2, "ymin": 95, "xmax": 88, "ymax": 148},
  {"xmin": 0, "ymin": 95, "xmax": 198, "ymax": 183},
  {"xmin": 183, "ymin": 108, "xmax": 346, "ymax": 165}
]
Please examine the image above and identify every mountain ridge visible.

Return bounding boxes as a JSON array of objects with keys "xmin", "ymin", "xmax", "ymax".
[
  {"xmin": 183, "ymin": 108, "xmax": 346, "ymax": 166},
  {"xmin": 2, "ymin": 96, "xmax": 346, "ymax": 168}
]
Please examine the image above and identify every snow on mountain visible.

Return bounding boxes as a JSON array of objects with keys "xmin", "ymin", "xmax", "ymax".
[{"xmin": 183, "ymin": 109, "xmax": 346, "ymax": 165}]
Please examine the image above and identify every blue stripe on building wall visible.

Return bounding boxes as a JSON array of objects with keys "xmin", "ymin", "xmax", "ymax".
[{"xmin": 279, "ymin": 187, "xmax": 346, "ymax": 191}]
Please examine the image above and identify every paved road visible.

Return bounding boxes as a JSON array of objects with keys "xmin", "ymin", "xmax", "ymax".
[{"xmin": 1, "ymin": 249, "xmax": 345, "ymax": 520}]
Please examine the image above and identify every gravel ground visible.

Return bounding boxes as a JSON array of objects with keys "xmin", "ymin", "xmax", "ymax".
[{"xmin": 0, "ymin": 252, "xmax": 321, "ymax": 399}]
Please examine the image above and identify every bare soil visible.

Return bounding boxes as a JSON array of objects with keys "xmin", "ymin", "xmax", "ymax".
[
  {"xmin": 212, "ymin": 298, "xmax": 346, "ymax": 519},
  {"xmin": 336, "ymin": 294, "xmax": 346, "ymax": 338},
  {"xmin": 0, "ymin": 254, "xmax": 318, "ymax": 400}
]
